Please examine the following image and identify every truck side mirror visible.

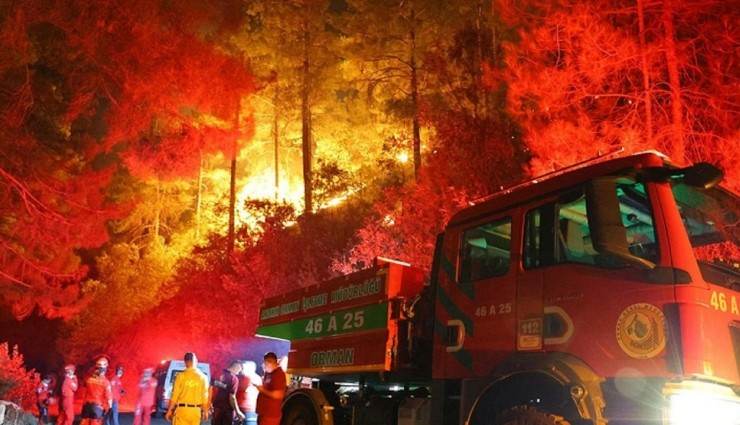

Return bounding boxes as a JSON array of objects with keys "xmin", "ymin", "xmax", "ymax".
[
  {"xmin": 585, "ymin": 179, "xmax": 655, "ymax": 269},
  {"xmin": 683, "ymin": 162, "xmax": 724, "ymax": 189},
  {"xmin": 644, "ymin": 162, "xmax": 724, "ymax": 189}
]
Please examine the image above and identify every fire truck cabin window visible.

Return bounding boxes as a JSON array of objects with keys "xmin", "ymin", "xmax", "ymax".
[
  {"xmin": 671, "ymin": 181, "xmax": 740, "ymax": 286},
  {"xmin": 460, "ymin": 217, "xmax": 512, "ymax": 283},
  {"xmin": 524, "ymin": 180, "xmax": 658, "ymax": 269}
]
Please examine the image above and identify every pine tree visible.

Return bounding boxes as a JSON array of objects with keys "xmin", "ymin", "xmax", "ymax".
[
  {"xmin": 0, "ymin": 0, "xmax": 254, "ymax": 318},
  {"xmin": 497, "ymin": 0, "xmax": 739, "ymax": 175},
  {"xmin": 239, "ymin": 0, "xmax": 345, "ymax": 214},
  {"xmin": 0, "ymin": 2, "xmax": 122, "ymax": 318},
  {"xmin": 340, "ymin": 0, "xmax": 453, "ymax": 178}
]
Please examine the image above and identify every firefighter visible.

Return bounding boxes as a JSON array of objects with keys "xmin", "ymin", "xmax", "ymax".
[
  {"xmin": 106, "ymin": 366, "xmax": 124, "ymax": 425},
  {"xmin": 57, "ymin": 365, "xmax": 78, "ymax": 425},
  {"xmin": 165, "ymin": 352, "xmax": 210, "ymax": 425},
  {"xmin": 132, "ymin": 368, "xmax": 157, "ymax": 425},
  {"xmin": 36, "ymin": 375, "xmax": 53, "ymax": 425},
  {"xmin": 80, "ymin": 357, "xmax": 112, "ymax": 425}
]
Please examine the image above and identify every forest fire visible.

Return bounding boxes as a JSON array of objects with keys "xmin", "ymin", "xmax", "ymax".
[{"xmin": 0, "ymin": 0, "xmax": 738, "ymax": 423}]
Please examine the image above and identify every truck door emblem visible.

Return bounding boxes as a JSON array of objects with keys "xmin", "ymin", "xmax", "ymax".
[{"xmin": 616, "ymin": 303, "xmax": 667, "ymax": 359}]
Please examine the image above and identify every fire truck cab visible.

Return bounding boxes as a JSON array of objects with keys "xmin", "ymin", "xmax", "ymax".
[{"xmin": 258, "ymin": 151, "xmax": 740, "ymax": 425}]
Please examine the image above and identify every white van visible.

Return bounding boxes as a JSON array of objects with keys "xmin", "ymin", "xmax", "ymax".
[{"xmin": 153, "ymin": 360, "xmax": 211, "ymax": 416}]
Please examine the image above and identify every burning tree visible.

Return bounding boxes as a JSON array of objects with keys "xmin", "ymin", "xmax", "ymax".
[{"xmin": 0, "ymin": 0, "xmax": 254, "ymax": 319}]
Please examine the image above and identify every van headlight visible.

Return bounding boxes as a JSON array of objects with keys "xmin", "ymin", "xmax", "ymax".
[{"xmin": 664, "ymin": 381, "xmax": 740, "ymax": 425}]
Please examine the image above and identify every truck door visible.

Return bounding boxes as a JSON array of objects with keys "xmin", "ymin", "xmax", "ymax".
[
  {"xmin": 518, "ymin": 180, "xmax": 676, "ymax": 377},
  {"xmin": 516, "ymin": 189, "xmax": 589, "ymax": 353},
  {"xmin": 434, "ymin": 213, "xmax": 519, "ymax": 378}
]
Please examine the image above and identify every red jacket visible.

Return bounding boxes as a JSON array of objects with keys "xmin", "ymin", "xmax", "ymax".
[
  {"xmin": 256, "ymin": 368, "xmax": 286, "ymax": 419},
  {"xmin": 236, "ymin": 374, "xmax": 261, "ymax": 413},
  {"xmin": 110, "ymin": 376, "xmax": 124, "ymax": 403},
  {"xmin": 36, "ymin": 381, "xmax": 51, "ymax": 404},
  {"xmin": 83, "ymin": 374, "xmax": 112, "ymax": 407},
  {"xmin": 137, "ymin": 377, "xmax": 157, "ymax": 407},
  {"xmin": 62, "ymin": 376, "xmax": 78, "ymax": 399}
]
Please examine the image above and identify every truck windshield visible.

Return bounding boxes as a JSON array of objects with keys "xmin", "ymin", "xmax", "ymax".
[{"xmin": 672, "ymin": 182, "xmax": 740, "ymax": 289}]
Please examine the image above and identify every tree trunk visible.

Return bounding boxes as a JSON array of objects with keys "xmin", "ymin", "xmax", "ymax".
[
  {"xmin": 196, "ymin": 152, "xmax": 203, "ymax": 240},
  {"xmin": 661, "ymin": 0, "xmax": 685, "ymax": 162},
  {"xmin": 154, "ymin": 181, "xmax": 161, "ymax": 240},
  {"xmin": 228, "ymin": 140, "xmax": 236, "ymax": 252},
  {"xmin": 637, "ymin": 0, "xmax": 653, "ymax": 145},
  {"xmin": 474, "ymin": 0, "xmax": 483, "ymax": 119},
  {"xmin": 409, "ymin": 5, "xmax": 422, "ymax": 179},
  {"xmin": 491, "ymin": 0, "xmax": 497, "ymax": 65},
  {"xmin": 302, "ymin": 18, "xmax": 313, "ymax": 213},
  {"xmin": 273, "ymin": 86, "xmax": 280, "ymax": 202},
  {"xmin": 227, "ymin": 88, "xmax": 244, "ymax": 252}
]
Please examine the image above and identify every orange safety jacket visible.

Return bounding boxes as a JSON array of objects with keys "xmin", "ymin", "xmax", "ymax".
[{"xmin": 83, "ymin": 375, "xmax": 112, "ymax": 407}]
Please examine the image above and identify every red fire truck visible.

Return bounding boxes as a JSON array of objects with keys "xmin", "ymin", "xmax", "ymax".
[{"xmin": 256, "ymin": 151, "xmax": 740, "ymax": 425}]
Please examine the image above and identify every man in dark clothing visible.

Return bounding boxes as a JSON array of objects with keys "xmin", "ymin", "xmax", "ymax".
[
  {"xmin": 210, "ymin": 360, "xmax": 245, "ymax": 425},
  {"xmin": 254, "ymin": 353, "xmax": 286, "ymax": 425}
]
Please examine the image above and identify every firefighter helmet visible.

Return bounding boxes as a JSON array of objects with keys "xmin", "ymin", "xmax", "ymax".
[{"xmin": 64, "ymin": 364, "xmax": 75, "ymax": 373}]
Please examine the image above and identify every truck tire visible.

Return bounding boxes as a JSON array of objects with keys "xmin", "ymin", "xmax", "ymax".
[
  {"xmin": 281, "ymin": 389, "xmax": 333, "ymax": 425},
  {"xmin": 282, "ymin": 401, "xmax": 316, "ymax": 425},
  {"xmin": 494, "ymin": 406, "xmax": 570, "ymax": 425}
]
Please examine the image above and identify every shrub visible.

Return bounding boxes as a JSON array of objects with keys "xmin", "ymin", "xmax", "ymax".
[{"xmin": 0, "ymin": 343, "xmax": 38, "ymax": 410}]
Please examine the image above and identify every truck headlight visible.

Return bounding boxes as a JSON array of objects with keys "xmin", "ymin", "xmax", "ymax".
[{"xmin": 664, "ymin": 381, "xmax": 740, "ymax": 425}]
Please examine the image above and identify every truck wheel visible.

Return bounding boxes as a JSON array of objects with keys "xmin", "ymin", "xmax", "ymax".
[
  {"xmin": 494, "ymin": 406, "xmax": 570, "ymax": 425},
  {"xmin": 281, "ymin": 389, "xmax": 333, "ymax": 425},
  {"xmin": 281, "ymin": 401, "xmax": 317, "ymax": 425}
]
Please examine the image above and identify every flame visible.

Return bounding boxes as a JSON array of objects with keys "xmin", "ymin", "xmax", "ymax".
[
  {"xmin": 237, "ymin": 168, "xmax": 302, "ymax": 206},
  {"xmin": 235, "ymin": 168, "xmax": 303, "ymax": 229},
  {"xmin": 205, "ymin": 146, "xmax": 364, "ymax": 234}
]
